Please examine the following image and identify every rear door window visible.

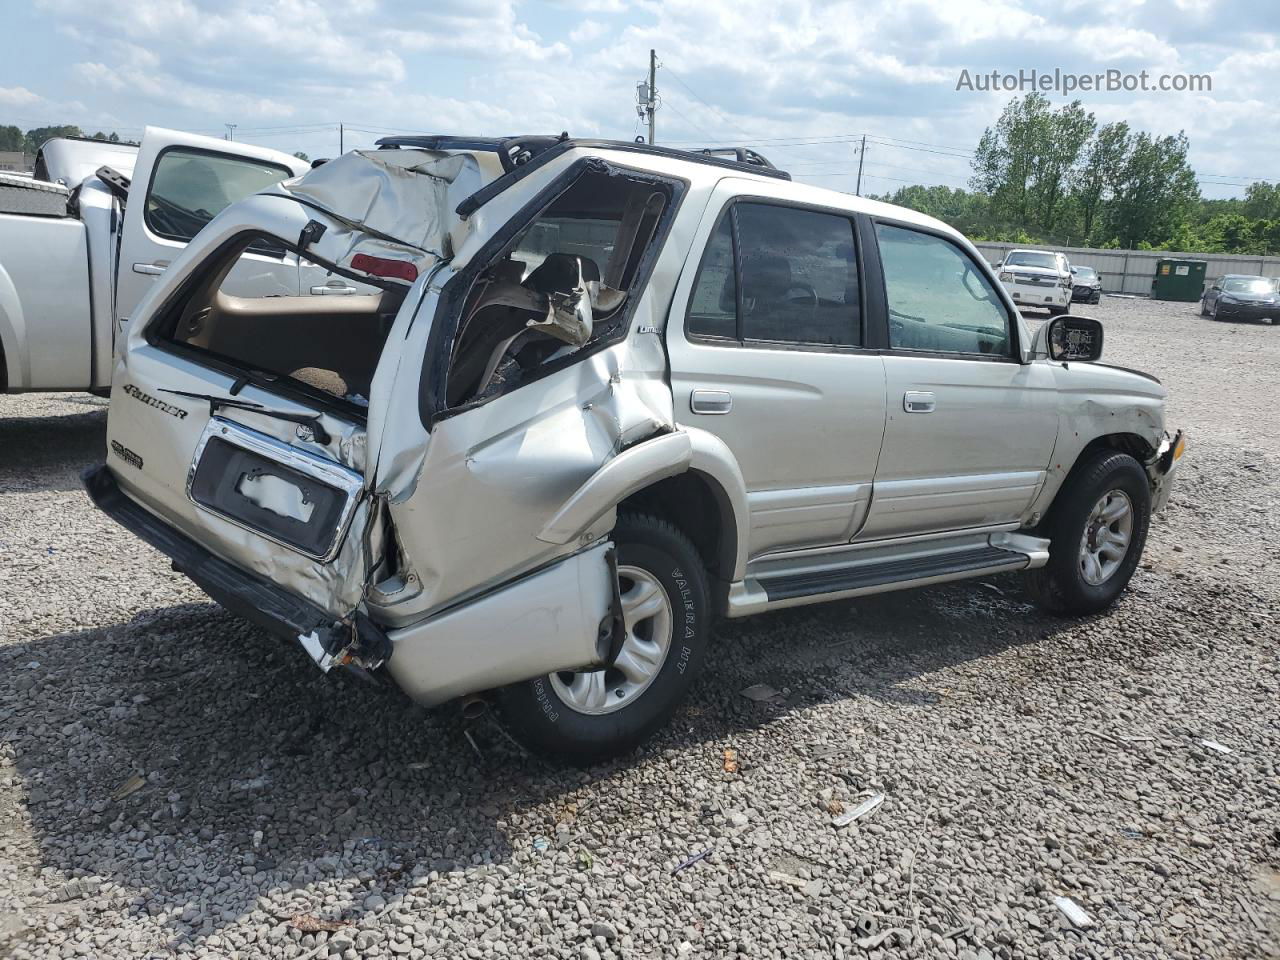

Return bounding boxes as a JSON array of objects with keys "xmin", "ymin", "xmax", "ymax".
[
  {"xmin": 686, "ymin": 201, "xmax": 859, "ymax": 347},
  {"xmin": 442, "ymin": 165, "xmax": 676, "ymax": 408}
]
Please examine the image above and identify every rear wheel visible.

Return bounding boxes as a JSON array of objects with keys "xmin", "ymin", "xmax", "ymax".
[
  {"xmin": 1024, "ymin": 450, "xmax": 1151, "ymax": 615},
  {"xmin": 496, "ymin": 512, "xmax": 711, "ymax": 763}
]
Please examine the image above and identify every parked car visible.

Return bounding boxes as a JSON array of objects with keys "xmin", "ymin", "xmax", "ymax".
[
  {"xmin": 0, "ymin": 129, "xmax": 310, "ymax": 396},
  {"xmin": 84, "ymin": 135, "xmax": 1184, "ymax": 761},
  {"xmin": 994, "ymin": 249, "xmax": 1073, "ymax": 315},
  {"xmin": 1070, "ymin": 265, "xmax": 1102, "ymax": 304},
  {"xmin": 1200, "ymin": 274, "xmax": 1280, "ymax": 323}
]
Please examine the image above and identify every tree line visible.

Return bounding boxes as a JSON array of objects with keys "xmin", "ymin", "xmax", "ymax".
[
  {"xmin": 0, "ymin": 124, "xmax": 137, "ymax": 158},
  {"xmin": 873, "ymin": 93, "xmax": 1280, "ymax": 256}
]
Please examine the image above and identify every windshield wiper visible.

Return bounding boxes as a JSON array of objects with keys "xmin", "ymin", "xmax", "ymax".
[{"xmin": 160, "ymin": 389, "xmax": 332, "ymax": 444}]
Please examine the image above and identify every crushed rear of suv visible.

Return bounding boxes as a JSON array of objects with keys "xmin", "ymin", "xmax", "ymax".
[{"xmin": 86, "ymin": 134, "xmax": 1182, "ymax": 761}]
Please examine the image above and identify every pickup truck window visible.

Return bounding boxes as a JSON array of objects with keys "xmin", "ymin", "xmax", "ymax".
[
  {"xmin": 145, "ymin": 148, "xmax": 292, "ymax": 244},
  {"xmin": 686, "ymin": 202, "xmax": 859, "ymax": 348},
  {"xmin": 875, "ymin": 223, "xmax": 1011, "ymax": 358}
]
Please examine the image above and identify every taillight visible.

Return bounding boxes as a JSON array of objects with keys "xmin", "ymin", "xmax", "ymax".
[{"xmin": 350, "ymin": 254, "xmax": 418, "ymax": 283}]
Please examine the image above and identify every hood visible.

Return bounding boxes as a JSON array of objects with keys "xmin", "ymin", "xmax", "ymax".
[
  {"xmin": 271, "ymin": 149, "xmax": 486, "ymax": 277},
  {"xmin": 1005, "ymin": 264, "xmax": 1064, "ymax": 277}
]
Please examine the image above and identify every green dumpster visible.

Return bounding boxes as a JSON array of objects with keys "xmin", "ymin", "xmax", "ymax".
[{"xmin": 1151, "ymin": 258, "xmax": 1207, "ymax": 301}]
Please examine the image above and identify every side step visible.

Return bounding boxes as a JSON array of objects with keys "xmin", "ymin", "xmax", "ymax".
[
  {"xmin": 725, "ymin": 531, "xmax": 1049, "ymax": 617},
  {"xmin": 761, "ymin": 545, "xmax": 1027, "ymax": 602}
]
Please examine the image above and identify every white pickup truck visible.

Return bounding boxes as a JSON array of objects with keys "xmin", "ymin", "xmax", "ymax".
[{"xmin": 0, "ymin": 128, "xmax": 311, "ymax": 395}]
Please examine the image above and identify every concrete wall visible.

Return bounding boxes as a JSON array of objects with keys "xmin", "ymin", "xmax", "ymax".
[{"xmin": 972, "ymin": 241, "xmax": 1280, "ymax": 297}]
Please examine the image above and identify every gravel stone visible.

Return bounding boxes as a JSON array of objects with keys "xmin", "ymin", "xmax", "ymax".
[{"xmin": 1, "ymin": 297, "xmax": 1278, "ymax": 959}]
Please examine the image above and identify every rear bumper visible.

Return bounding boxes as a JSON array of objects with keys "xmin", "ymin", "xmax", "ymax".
[{"xmin": 84, "ymin": 463, "xmax": 332, "ymax": 639}]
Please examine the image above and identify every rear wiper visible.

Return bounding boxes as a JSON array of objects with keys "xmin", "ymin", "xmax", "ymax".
[{"xmin": 160, "ymin": 389, "xmax": 332, "ymax": 444}]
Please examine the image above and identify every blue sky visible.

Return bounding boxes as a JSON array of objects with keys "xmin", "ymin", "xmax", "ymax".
[{"xmin": 2, "ymin": 0, "xmax": 1276, "ymax": 200}]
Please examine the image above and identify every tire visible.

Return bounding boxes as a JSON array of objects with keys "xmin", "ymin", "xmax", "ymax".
[
  {"xmin": 1024, "ymin": 450, "xmax": 1151, "ymax": 616},
  {"xmin": 495, "ymin": 512, "xmax": 711, "ymax": 764},
  {"xmin": 1047, "ymin": 305, "xmax": 1067, "ymax": 317}
]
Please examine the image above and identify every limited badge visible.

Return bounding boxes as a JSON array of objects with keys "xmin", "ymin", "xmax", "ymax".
[{"xmin": 110, "ymin": 440, "xmax": 143, "ymax": 470}]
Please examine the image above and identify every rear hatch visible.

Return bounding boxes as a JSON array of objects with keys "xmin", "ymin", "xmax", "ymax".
[{"xmin": 103, "ymin": 148, "xmax": 483, "ymax": 622}]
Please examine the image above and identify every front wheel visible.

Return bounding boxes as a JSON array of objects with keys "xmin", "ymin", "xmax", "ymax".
[
  {"xmin": 1024, "ymin": 450, "xmax": 1151, "ymax": 615},
  {"xmin": 495, "ymin": 512, "xmax": 711, "ymax": 763}
]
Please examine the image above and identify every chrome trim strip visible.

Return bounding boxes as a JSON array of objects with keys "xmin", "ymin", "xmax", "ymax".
[{"xmin": 186, "ymin": 417, "xmax": 364, "ymax": 562}]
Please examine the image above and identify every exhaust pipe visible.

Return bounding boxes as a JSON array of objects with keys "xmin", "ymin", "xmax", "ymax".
[{"xmin": 459, "ymin": 694, "xmax": 488, "ymax": 720}]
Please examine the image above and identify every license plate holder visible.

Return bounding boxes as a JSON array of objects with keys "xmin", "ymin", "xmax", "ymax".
[{"xmin": 187, "ymin": 418, "xmax": 363, "ymax": 561}]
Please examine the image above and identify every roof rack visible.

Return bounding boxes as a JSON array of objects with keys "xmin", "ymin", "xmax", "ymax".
[
  {"xmin": 374, "ymin": 134, "xmax": 789, "ymax": 220},
  {"xmin": 375, "ymin": 134, "xmax": 787, "ymax": 178}
]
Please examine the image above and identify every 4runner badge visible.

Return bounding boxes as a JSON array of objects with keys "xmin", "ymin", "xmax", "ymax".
[{"xmin": 122, "ymin": 384, "xmax": 188, "ymax": 420}]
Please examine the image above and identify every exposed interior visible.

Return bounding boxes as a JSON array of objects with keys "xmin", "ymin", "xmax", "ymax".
[
  {"xmin": 156, "ymin": 165, "xmax": 673, "ymax": 418},
  {"xmin": 444, "ymin": 167, "xmax": 672, "ymax": 407},
  {"xmin": 160, "ymin": 238, "xmax": 403, "ymax": 414}
]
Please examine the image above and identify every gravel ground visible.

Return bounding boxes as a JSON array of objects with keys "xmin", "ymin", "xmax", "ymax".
[{"xmin": 1, "ymin": 296, "xmax": 1277, "ymax": 960}]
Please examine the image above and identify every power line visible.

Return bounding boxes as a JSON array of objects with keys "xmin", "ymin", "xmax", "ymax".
[{"xmin": 659, "ymin": 63, "xmax": 755, "ymax": 139}]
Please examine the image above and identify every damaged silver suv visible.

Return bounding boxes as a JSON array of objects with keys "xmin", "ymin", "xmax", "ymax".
[{"xmin": 86, "ymin": 134, "xmax": 1184, "ymax": 761}]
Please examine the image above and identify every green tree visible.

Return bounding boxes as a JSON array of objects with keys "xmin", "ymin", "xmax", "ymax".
[
  {"xmin": 971, "ymin": 93, "xmax": 1095, "ymax": 235},
  {"xmin": 1243, "ymin": 181, "xmax": 1280, "ymax": 222},
  {"xmin": 1032, "ymin": 100, "xmax": 1094, "ymax": 233},
  {"xmin": 1073, "ymin": 122, "xmax": 1130, "ymax": 241},
  {"xmin": 0, "ymin": 124, "xmax": 24, "ymax": 152},
  {"xmin": 1104, "ymin": 132, "xmax": 1199, "ymax": 249},
  {"xmin": 23, "ymin": 125, "xmax": 83, "ymax": 155},
  {"xmin": 292, "ymin": 151, "xmax": 309, "ymax": 162}
]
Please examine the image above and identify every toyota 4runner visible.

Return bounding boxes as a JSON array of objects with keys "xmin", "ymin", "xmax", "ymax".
[{"xmin": 85, "ymin": 135, "xmax": 1184, "ymax": 761}]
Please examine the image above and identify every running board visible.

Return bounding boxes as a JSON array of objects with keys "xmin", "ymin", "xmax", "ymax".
[{"xmin": 725, "ymin": 531, "xmax": 1049, "ymax": 617}]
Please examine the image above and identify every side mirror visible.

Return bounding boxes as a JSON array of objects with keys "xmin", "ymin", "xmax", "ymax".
[{"xmin": 1047, "ymin": 315, "xmax": 1103, "ymax": 362}]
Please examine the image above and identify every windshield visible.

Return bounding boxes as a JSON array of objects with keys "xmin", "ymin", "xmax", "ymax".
[
  {"xmin": 1005, "ymin": 252, "xmax": 1057, "ymax": 270},
  {"xmin": 1073, "ymin": 266, "xmax": 1096, "ymax": 279},
  {"xmin": 1223, "ymin": 278, "xmax": 1274, "ymax": 296}
]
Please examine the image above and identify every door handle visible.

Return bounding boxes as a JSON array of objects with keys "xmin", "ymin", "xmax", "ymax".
[
  {"xmin": 310, "ymin": 280, "xmax": 359, "ymax": 296},
  {"xmin": 132, "ymin": 261, "xmax": 169, "ymax": 276},
  {"xmin": 690, "ymin": 389, "xmax": 733, "ymax": 415},
  {"xmin": 903, "ymin": 391, "xmax": 936, "ymax": 413}
]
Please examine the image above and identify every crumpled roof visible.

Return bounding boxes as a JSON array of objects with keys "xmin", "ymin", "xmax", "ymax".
[{"xmin": 275, "ymin": 149, "xmax": 483, "ymax": 257}]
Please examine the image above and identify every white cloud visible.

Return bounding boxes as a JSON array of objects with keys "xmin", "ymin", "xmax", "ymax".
[
  {"xmin": 15, "ymin": 0, "xmax": 1280, "ymax": 196},
  {"xmin": 569, "ymin": 19, "xmax": 610, "ymax": 45},
  {"xmin": 0, "ymin": 86, "xmax": 43, "ymax": 107}
]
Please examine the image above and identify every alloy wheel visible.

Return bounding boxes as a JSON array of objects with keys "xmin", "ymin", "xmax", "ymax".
[{"xmin": 550, "ymin": 565, "xmax": 673, "ymax": 715}]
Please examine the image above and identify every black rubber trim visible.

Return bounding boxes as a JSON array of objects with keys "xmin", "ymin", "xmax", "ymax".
[
  {"xmin": 83, "ymin": 463, "xmax": 330, "ymax": 640},
  {"xmin": 760, "ymin": 545, "xmax": 1028, "ymax": 602}
]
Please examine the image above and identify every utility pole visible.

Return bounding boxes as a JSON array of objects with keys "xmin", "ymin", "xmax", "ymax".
[
  {"xmin": 855, "ymin": 134, "xmax": 866, "ymax": 196},
  {"xmin": 224, "ymin": 123, "xmax": 236, "ymax": 142},
  {"xmin": 637, "ymin": 51, "xmax": 657, "ymax": 144},
  {"xmin": 648, "ymin": 49, "xmax": 657, "ymax": 144},
  {"xmin": 339, "ymin": 123, "xmax": 344, "ymax": 155}
]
